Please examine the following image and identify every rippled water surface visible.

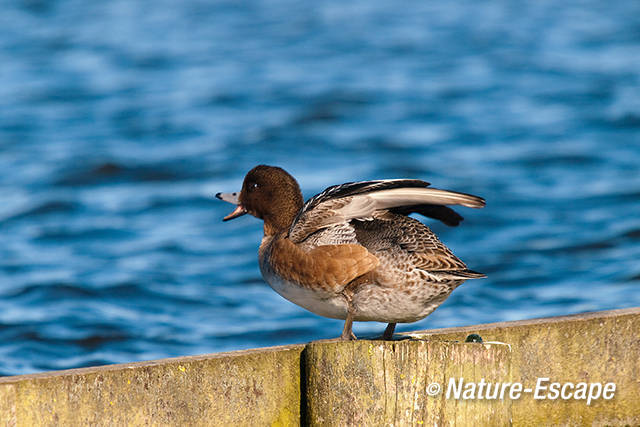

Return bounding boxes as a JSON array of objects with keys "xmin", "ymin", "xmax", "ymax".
[{"xmin": 1, "ymin": 0, "xmax": 640, "ymax": 375}]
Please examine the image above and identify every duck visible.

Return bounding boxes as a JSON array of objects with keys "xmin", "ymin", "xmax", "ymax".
[{"xmin": 216, "ymin": 165, "xmax": 485, "ymax": 340}]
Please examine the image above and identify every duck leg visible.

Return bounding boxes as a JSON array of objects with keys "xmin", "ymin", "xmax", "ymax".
[
  {"xmin": 340, "ymin": 311, "xmax": 357, "ymax": 340},
  {"xmin": 382, "ymin": 322, "xmax": 396, "ymax": 340}
]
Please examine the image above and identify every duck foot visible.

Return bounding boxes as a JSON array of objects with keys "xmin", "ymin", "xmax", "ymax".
[
  {"xmin": 340, "ymin": 312, "xmax": 357, "ymax": 340},
  {"xmin": 381, "ymin": 322, "xmax": 396, "ymax": 340}
]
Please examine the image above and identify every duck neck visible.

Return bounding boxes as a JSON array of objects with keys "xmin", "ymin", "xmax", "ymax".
[{"xmin": 262, "ymin": 196, "xmax": 302, "ymax": 237}]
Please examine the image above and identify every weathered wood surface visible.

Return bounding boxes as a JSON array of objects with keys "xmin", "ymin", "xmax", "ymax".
[
  {"xmin": 304, "ymin": 339, "xmax": 512, "ymax": 426},
  {"xmin": 416, "ymin": 307, "xmax": 640, "ymax": 426},
  {"xmin": 0, "ymin": 345, "xmax": 304, "ymax": 426},
  {"xmin": 1, "ymin": 307, "xmax": 639, "ymax": 426}
]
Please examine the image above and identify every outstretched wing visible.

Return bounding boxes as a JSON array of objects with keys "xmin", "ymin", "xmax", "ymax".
[
  {"xmin": 301, "ymin": 179, "xmax": 431, "ymax": 213},
  {"xmin": 289, "ymin": 179, "xmax": 485, "ymax": 243}
]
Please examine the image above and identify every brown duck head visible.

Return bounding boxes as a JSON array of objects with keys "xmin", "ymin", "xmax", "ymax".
[{"xmin": 216, "ymin": 165, "xmax": 304, "ymax": 235}]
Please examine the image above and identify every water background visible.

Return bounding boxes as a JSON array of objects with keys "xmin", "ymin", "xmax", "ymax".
[{"xmin": 1, "ymin": 0, "xmax": 640, "ymax": 375}]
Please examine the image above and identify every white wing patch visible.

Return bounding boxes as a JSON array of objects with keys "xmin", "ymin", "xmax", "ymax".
[{"xmin": 367, "ymin": 188, "xmax": 485, "ymax": 209}]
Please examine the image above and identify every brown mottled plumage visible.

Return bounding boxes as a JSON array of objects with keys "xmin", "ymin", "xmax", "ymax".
[{"xmin": 216, "ymin": 165, "xmax": 485, "ymax": 340}]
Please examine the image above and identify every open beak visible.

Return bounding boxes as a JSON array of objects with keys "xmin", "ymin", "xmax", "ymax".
[{"xmin": 215, "ymin": 192, "xmax": 247, "ymax": 221}]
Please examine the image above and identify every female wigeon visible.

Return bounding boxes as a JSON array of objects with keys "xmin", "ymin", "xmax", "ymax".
[{"xmin": 216, "ymin": 165, "xmax": 485, "ymax": 340}]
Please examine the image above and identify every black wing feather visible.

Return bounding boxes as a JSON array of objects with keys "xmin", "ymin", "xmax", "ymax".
[{"xmin": 390, "ymin": 204, "xmax": 464, "ymax": 227}]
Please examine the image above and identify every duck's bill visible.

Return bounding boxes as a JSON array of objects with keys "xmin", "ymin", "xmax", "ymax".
[
  {"xmin": 215, "ymin": 192, "xmax": 247, "ymax": 221},
  {"xmin": 222, "ymin": 205, "xmax": 247, "ymax": 221}
]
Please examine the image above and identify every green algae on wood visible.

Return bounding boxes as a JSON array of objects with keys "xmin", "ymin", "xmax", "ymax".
[
  {"xmin": 0, "ymin": 345, "xmax": 304, "ymax": 426},
  {"xmin": 1, "ymin": 308, "xmax": 639, "ymax": 426},
  {"xmin": 304, "ymin": 339, "xmax": 512, "ymax": 426},
  {"xmin": 413, "ymin": 307, "xmax": 640, "ymax": 426}
]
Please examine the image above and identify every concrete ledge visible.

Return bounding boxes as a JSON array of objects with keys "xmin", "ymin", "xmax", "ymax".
[{"xmin": 1, "ymin": 307, "xmax": 639, "ymax": 426}]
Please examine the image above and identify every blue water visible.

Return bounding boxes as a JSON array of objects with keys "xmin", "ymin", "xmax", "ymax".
[{"xmin": 1, "ymin": 0, "xmax": 640, "ymax": 376}]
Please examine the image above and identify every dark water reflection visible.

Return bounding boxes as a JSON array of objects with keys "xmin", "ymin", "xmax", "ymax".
[{"xmin": 1, "ymin": 0, "xmax": 639, "ymax": 375}]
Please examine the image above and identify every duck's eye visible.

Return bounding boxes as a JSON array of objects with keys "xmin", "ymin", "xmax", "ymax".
[{"xmin": 249, "ymin": 182, "xmax": 259, "ymax": 191}]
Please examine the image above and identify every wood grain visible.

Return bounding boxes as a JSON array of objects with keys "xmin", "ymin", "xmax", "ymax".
[{"xmin": 304, "ymin": 339, "xmax": 512, "ymax": 426}]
